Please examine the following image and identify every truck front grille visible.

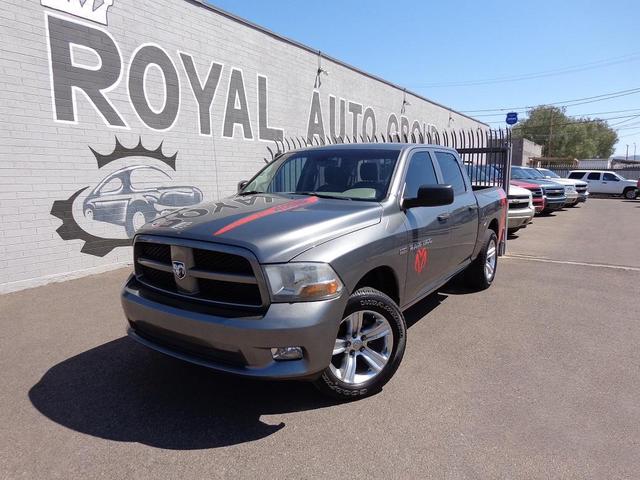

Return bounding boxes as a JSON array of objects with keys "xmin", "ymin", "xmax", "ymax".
[
  {"xmin": 508, "ymin": 198, "xmax": 530, "ymax": 210},
  {"xmin": 575, "ymin": 185, "xmax": 587, "ymax": 194},
  {"xmin": 545, "ymin": 188, "xmax": 565, "ymax": 198},
  {"xmin": 134, "ymin": 238, "xmax": 266, "ymax": 310}
]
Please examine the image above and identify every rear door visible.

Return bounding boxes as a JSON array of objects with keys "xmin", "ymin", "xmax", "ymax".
[
  {"xmin": 433, "ymin": 150, "xmax": 478, "ymax": 269},
  {"xmin": 585, "ymin": 171, "xmax": 603, "ymax": 193},
  {"xmin": 401, "ymin": 149, "xmax": 451, "ymax": 304}
]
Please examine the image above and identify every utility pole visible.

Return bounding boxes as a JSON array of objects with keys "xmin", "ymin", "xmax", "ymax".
[
  {"xmin": 625, "ymin": 144, "xmax": 629, "ymax": 161},
  {"xmin": 548, "ymin": 110, "xmax": 554, "ymax": 157},
  {"xmin": 634, "ymin": 142, "xmax": 637, "ymax": 161}
]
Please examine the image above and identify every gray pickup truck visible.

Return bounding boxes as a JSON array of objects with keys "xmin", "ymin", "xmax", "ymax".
[{"xmin": 121, "ymin": 144, "xmax": 507, "ymax": 399}]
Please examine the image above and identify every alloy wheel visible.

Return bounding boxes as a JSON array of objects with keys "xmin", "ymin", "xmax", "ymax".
[
  {"xmin": 485, "ymin": 238, "xmax": 497, "ymax": 281},
  {"xmin": 330, "ymin": 310, "xmax": 394, "ymax": 385}
]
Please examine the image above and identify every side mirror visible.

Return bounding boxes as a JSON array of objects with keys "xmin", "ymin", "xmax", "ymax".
[
  {"xmin": 403, "ymin": 184, "xmax": 454, "ymax": 209},
  {"xmin": 237, "ymin": 180, "xmax": 249, "ymax": 193}
]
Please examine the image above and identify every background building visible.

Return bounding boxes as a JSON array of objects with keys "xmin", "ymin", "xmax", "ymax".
[
  {"xmin": 511, "ymin": 137, "xmax": 543, "ymax": 166},
  {"xmin": 0, "ymin": 0, "xmax": 487, "ymax": 292}
]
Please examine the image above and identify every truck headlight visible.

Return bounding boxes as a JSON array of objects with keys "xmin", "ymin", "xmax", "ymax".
[{"xmin": 263, "ymin": 263, "xmax": 344, "ymax": 302}]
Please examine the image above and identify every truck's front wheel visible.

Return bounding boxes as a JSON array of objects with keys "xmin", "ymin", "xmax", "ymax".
[{"xmin": 313, "ymin": 288, "xmax": 406, "ymax": 400}]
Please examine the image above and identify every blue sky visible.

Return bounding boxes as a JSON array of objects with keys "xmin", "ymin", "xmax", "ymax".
[{"xmin": 207, "ymin": 0, "xmax": 640, "ymax": 158}]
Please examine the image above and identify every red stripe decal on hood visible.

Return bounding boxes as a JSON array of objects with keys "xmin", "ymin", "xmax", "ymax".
[{"xmin": 213, "ymin": 196, "xmax": 319, "ymax": 236}]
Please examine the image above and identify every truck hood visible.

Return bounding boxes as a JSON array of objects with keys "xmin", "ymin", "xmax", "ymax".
[
  {"xmin": 514, "ymin": 179, "xmax": 564, "ymax": 189},
  {"xmin": 138, "ymin": 193, "xmax": 383, "ymax": 263},
  {"xmin": 544, "ymin": 178, "xmax": 587, "ymax": 187},
  {"xmin": 508, "ymin": 185, "xmax": 533, "ymax": 198}
]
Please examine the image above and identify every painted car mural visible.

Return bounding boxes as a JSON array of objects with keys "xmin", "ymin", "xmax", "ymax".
[{"xmin": 83, "ymin": 165, "xmax": 204, "ymax": 236}]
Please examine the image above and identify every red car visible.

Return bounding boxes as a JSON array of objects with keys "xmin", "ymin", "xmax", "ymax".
[{"xmin": 511, "ymin": 180, "xmax": 545, "ymax": 214}]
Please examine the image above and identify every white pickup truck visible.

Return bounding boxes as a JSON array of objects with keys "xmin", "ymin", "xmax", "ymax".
[
  {"xmin": 507, "ymin": 185, "xmax": 534, "ymax": 234},
  {"xmin": 568, "ymin": 170, "xmax": 638, "ymax": 199}
]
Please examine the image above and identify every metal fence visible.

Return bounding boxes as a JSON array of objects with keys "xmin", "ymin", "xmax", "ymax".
[{"xmin": 545, "ymin": 164, "xmax": 640, "ymax": 180}]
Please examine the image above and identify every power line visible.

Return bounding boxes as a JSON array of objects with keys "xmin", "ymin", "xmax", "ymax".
[
  {"xmin": 609, "ymin": 115, "xmax": 640, "ymax": 127},
  {"xmin": 461, "ymin": 87, "xmax": 640, "ymax": 113},
  {"xmin": 486, "ymin": 112, "xmax": 640, "ymax": 125},
  {"xmin": 474, "ymin": 107, "xmax": 640, "ymax": 119},
  {"xmin": 617, "ymin": 129, "xmax": 640, "ymax": 139},
  {"xmin": 411, "ymin": 51, "xmax": 640, "ymax": 88}
]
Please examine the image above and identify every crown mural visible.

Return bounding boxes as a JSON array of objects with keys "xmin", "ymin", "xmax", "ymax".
[{"xmin": 41, "ymin": 0, "xmax": 114, "ymax": 25}]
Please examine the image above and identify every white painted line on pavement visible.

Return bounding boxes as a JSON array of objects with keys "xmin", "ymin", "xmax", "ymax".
[{"xmin": 504, "ymin": 254, "xmax": 640, "ymax": 272}]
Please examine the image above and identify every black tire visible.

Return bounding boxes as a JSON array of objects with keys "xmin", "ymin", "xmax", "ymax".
[
  {"xmin": 465, "ymin": 230, "xmax": 498, "ymax": 291},
  {"xmin": 623, "ymin": 188, "xmax": 638, "ymax": 200},
  {"xmin": 125, "ymin": 203, "xmax": 154, "ymax": 237},
  {"xmin": 313, "ymin": 287, "xmax": 407, "ymax": 400}
]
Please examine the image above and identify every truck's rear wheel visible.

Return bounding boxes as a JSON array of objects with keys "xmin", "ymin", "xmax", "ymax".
[
  {"xmin": 313, "ymin": 287, "xmax": 406, "ymax": 400},
  {"xmin": 465, "ymin": 230, "xmax": 498, "ymax": 291},
  {"xmin": 623, "ymin": 188, "xmax": 637, "ymax": 200}
]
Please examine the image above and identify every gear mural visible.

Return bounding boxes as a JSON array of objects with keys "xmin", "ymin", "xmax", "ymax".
[{"xmin": 50, "ymin": 137, "xmax": 203, "ymax": 257}]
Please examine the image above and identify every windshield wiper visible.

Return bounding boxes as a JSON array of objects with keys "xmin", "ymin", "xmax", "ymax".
[
  {"xmin": 295, "ymin": 192, "xmax": 352, "ymax": 200},
  {"xmin": 237, "ymin": 190, "xmax": 264, "ymax": 196}
]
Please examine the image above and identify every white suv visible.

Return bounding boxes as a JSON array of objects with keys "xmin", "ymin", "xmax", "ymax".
[{"xmin": 567, "ymin": 170, "xmax": 638, "ymax": 199}]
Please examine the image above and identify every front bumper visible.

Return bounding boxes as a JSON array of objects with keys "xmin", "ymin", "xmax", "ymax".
[
  {"xmin": 564, "ymin": 191, "xmax": 579, "ymax": 205},
  {"xmin": 543, "ymin": 198, "xmax": 566, "ymax": 211},
  {"xmin": 122, "ymin": 275, "xmax": 347, "ymax": 379},
  {"xmin": 507, "ymin": 207, "xmax": 535, "ymax": 229},
  {"xmin": 577, "ymin": 192, "xmax": 589, "ymax": 203}
]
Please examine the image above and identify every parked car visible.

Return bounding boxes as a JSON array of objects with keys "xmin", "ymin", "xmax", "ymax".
[
  {"xmin": 507, "ymin": 185, "xmax": 535, "ymax": 234},
  {"xmin": 465, "ymin": 164, "xmax": 534, "ymax": 231},
  {"xmin": 509, "ymin": 180, "xmax": 545, "ymax": 213},
  {"xmin": 122, "ymin": 144, "xmax": 508, "ymax": 399},
  {"xmin": 567, "ymin": 170, "xmax": 638, "ymax": 199},
  {"xmin": 511, "ymin": 166, "xmax": 566, "ymax": 212},
  {"xmin": 83, "ymin": 165, "xmax": 204, "ymax": 236},
  {"xmin": 535, "ymin": 168, "xmax": 589, "ymax": 204}
]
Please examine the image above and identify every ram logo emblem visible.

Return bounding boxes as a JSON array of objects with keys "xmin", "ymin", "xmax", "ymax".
[{"xmin": 172, "ymin": 261, "xmax": 187, "ymax": 280}]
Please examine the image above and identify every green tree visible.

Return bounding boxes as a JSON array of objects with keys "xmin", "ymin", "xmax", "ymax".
[{"xmin": 512, "ymin": 106, "xmax": 618, "ymax": 158}]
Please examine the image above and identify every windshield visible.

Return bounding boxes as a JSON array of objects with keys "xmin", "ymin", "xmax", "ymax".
[
  {"xmin": 527, "ymin": 168, "xmax": 545, "ymax": 179},
  {"xmin": 241, "ymin": 149, "xmax": 400, "ymax": 201},
  {"xmin": 539, "ymin": 168, "xmax": 560, "ymax": 178},
  {"xmin": 511, "ymin": 167, "xmax": 536, "ymax": 180}
]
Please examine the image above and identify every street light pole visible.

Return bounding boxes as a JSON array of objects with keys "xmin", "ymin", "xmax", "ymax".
[
  {"xmin": 634, "ymin": 142, "xmax": 637, "ymax": 161},
  {"xmin": 626, "ymin": 144, "xmax": 629, "ymax": 162}
]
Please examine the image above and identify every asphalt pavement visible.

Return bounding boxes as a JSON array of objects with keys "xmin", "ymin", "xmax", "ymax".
[{"xmin": 1, "ymin": 198, "xmax": 639, "ymax": 479}]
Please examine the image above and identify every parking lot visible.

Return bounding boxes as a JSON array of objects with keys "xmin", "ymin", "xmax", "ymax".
[{"xmin": 1, "ymin": 198, "xmax": 639, "ymax": 479}]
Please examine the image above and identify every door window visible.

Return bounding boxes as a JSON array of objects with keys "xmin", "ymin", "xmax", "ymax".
[
  {"xmin": 587, "ymin": 172, "xmax": 601, "ymax": 181},
  {"xmin": 603, "ymin": 173, "xmax": 619, "ymax": 181},
  {"xmin": 435, "ymin": 152, "xmax": 466, "ymax": 195},
  {"xmin": 403, "ymin": 151, "xmax": 438, "ymax": 199}
]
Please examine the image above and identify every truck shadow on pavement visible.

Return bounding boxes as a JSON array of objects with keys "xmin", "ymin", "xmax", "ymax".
[{"xmin": 28, "ymin": 292, "xmax": 447, "ymax": 450}]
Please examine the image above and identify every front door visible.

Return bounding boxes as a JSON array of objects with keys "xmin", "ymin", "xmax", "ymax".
[
  {"xmin": 401, "ymin": 150, "xmax": 452, "ymax": 304},
  {"xmin": 602, "ymin": 172, "xmax": 621, "ymax": 194}
]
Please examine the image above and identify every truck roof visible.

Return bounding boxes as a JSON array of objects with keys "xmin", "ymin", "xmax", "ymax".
[{"xmin": 281, "ymin": 142, "xmax": 458, "ymax": 154}]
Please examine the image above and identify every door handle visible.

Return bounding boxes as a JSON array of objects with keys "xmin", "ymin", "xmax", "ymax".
[{"xmin": 437, "ymin": 213, "xmax": 450, "ymax": 222}]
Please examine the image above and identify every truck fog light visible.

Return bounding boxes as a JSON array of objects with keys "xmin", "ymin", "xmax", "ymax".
[{"xmin": 271, "ymin": 346, "xmax": 303, "ymax": 361}]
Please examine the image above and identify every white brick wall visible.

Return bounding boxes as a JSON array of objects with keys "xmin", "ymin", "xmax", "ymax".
[{"xmin": 0, "ymin": 0, "xmax": 486, "ymax": 293}]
